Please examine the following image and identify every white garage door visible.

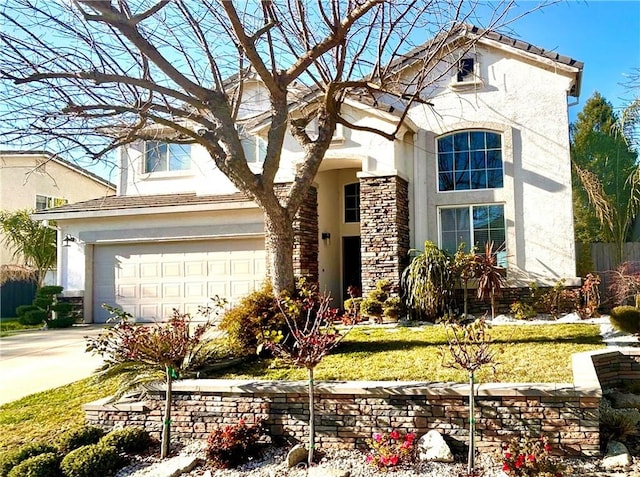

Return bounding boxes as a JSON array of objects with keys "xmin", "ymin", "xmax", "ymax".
[{"xmin": 93, "ymin": 239, "xmax": 266, "ymax": 323}]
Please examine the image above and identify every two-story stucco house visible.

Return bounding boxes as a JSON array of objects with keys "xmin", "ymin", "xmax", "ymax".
[
  {"xmin": 0, "ymin": 150, "xmax": 115, "ymax": 316},
  {"xmin": 35, "ymin": 26, "xmax": 583, "ymax": 323}
]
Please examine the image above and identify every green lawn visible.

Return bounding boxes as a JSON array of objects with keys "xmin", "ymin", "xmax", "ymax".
[
  {"xmin": 0, "ymin": 323, "xmax": 604, "ymax": 454},
  {"xmin": 212, "ymin": 323, "xmax": 605, "ymax": 383},
  {"xmin": 0, "ymin": 317, "xmax": 40, "ymax": 337},
  {"xmin": 0, "ymin": 377, "xmax": 119, "ymax": 452}
]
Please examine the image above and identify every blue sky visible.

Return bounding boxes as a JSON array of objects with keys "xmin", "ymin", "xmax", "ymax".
[{"xmin": 503, "ymin": 1, "xmax": 640, "ymax": 120}]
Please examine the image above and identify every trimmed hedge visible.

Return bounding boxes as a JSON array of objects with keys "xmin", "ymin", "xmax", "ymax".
[
  {"xmin": 100, "ymin": 427, "xmax": 152, "ymax": 454},
  {"xmin": 60, "ymin": 444, "xmax": 121, "ymax": 477},
  {"xmin": 7, "ymin": 453, "xmax": 61, "ymax": 477},
  {"xmin": 57, "ymin": 426, "xmax": 104, "ymax": 453},
  {"xmin": 610, "ymin": 305, "xmax": 640, "ymax": 336},
  {"xmin": 0, "ymin": 443, "xmax": 58, "ymax": 477}
]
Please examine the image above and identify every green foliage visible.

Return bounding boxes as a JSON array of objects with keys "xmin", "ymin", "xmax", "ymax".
[
  {"xmin": 400, "ymin": 241, "xmax": 454, "ymax": 321},
  {"xmin": 218, "ymin": 283, "xmax": 283, "ymax": 356},
  {"xmin": 365, "ymin": 430, "xmax": 415, "ymax": 470},
  {"xmin": 16, "ymin": 286, "xmax": 74, "ymax": 327},
  {"xmin": 0, "ymin": 209, "xmax": 57, "ymax": 287},
  {"xmin": 99, "ymin": 427, "xmax": 152, "ymax": 454},
  {"xmin": 571, "ymin": 92, "xmax": 639, "ymax": 263},
  {"xmin": 360, "ymin": 280, "xmax": 402, "ymax": 323},
  {"xmin": 206, "ymin": 419, "xmax": 266, "ymax": 469},
  {"xmin": 59, "ymin": 444, "xmax": 121, "ymax": 477},
  {"xmin": 600, "ymin": 399, "xmax": 640, "ymax": 444},
  {"xmin": 7, "ymin": 453, "xmax": 61, "ymax": 477},
  {"xmin": 510, "ymin": 301, "xmax": 537, "ymax": 320},
  {"xmin": 383, "ymin": 296, "xmax": 405, "ymax": 320},
  {"xmin": 609, "ymin": 305, "xmax": 640, "ymax": 336},
  {"xmin": 360, "ymin": 297, "xmax": 383, "ymax": 318},
  {"xmin": 0, "ymin": 443, "xmax": 58, "ymax": 477},
  {"xmin": 501, "ymin": 436, "xmax": 565, "ymax": 477},
  {"xmin": 57, "ymin": 426, "xmax": 105, "ymax": 453}
]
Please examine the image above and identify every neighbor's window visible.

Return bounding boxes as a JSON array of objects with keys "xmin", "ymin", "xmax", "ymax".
[
  {"xmin": 35, "ymin": 195, "xmax": 67, "ymax": 211},
  {"xmin": 344, "ymin": 182, "xmax": 360, "ymax": 223},
  {"xmin": 439, "ymin": 204, "xmax": 506, "ymax": 266},
  {"xmin": 437, "ymin": 130, "xmax": 503, "ymax": 191},
  {"xmin": 144, "ymin": 141, "xmax": 191, "ymax": 173}
]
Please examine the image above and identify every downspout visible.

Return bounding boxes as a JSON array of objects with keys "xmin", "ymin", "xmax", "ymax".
[{"xmin": 56, "ymin": 228, "xmax": 63, "ymax": 287}]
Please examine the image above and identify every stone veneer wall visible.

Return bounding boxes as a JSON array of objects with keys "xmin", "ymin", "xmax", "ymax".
[
  {"xmin": 82, "ymin": 348, "xmax": 640, "ymax": 458},
  {"xmin": 359, "ymin": 175, "xmax": 410, "ymax": 294},
  {"xmin": 271, "ymin": 184, "xmax": 318, "ymax": 283}
]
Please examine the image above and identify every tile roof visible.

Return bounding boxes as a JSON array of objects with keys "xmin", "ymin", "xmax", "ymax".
[{"xmin": 33, "ymin": 192, "xmax": 252, "ymax": 215}]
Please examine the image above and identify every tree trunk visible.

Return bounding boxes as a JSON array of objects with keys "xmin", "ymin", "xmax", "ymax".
[
  {"xmin": 161, "ymin": 367, "xmax": 173, "ymax": 459},
  {"xmin": 468, "ymin": 371, "xmax": 475, "ymax": 475},
  {"xmin": 307, "ymin": 367, "xmax": 315, "ymax": 466},
  {"xmin": 264, "ymin": 209, "xmax": 295, "ymax": 295}
]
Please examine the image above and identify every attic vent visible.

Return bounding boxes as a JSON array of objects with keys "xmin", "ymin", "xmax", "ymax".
[{"xmin": 457, "ymin": 58, "xmax": 475, "ymax": 82}]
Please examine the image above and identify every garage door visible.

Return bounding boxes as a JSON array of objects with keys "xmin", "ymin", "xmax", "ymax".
[{"xmin": 93, "ymin": 239, "xmax": 266, "ymax": 323}]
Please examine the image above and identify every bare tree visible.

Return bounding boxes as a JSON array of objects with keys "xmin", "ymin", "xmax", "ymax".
[{"xmin": 0, "ymin": 0, "xmax": 543, "ymax": 295}]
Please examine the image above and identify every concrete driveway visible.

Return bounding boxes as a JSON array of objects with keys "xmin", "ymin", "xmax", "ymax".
[{"xmin": 0, "ymin": 325, "xmax": 108, "ymax": 406}]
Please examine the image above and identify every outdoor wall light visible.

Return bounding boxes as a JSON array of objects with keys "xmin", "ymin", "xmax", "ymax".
[
  {"xmin": 62, "ymin": 234, "xmax": 77, "ymax": 247},
  {"xmin": 321, "ymin": 232, "xmax": 331, "ymax": 240}
]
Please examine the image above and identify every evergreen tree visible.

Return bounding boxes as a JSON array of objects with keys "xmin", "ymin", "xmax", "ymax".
[{"xmin": 571, "ymin": 92, "xmax": 638, "ymax": 251}]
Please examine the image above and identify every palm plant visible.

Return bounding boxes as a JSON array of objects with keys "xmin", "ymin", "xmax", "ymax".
[
  {"xmin": 401, "ymin": 241, "xmax": 454, "ymax": 321},
  {"xmin": 475, "ymin": 242, "xmax": 506, "ymax": 319},
  {"xmin": 0, "ymin": 209, "xmax": 56, "ymax": 287}
]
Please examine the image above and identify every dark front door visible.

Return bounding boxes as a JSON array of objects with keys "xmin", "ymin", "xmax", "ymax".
[{"xmin": 342, "ymin": 236, "xmax": 361, "ymax": 303}]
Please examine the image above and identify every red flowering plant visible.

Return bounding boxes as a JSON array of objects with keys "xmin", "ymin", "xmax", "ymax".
[
  {"xmin": 365, "ymin": 429, "xmax": 416, "ymax": 470},
  {"xmin": 501, "ymin": 436, "xmax": 566, "ymax": 477}
]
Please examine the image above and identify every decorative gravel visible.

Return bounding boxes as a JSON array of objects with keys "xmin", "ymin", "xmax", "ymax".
[{"xmin": 115, "ymin": 440, "xmax": 639, "ymax": 477}]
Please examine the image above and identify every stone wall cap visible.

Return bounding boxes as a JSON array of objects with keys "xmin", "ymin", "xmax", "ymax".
[{"xmin": 83, "ymin": 396, "xmax": 148, "ymax": 412}]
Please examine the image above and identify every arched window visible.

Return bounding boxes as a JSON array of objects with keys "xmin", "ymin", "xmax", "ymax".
[{"xmin": 437, "ymin": 131, "xmax": 503, "ymax": 191}]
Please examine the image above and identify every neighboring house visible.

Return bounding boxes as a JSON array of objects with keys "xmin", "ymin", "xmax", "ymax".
[
  {"xmin": 0, "ymin": 150, "xmax": 115, "ymax": 316},
  {"xmin": 34, "ymin": 26, "xmax": 583, "ymax": 323}
]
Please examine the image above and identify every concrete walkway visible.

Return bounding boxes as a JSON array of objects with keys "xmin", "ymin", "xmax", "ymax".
[{"xmin": 0, "ymin": 324, "xmax": 108, "ymax": 406}]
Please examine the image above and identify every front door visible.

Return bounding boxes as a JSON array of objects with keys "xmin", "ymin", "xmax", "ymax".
[{"xmin": 342, "ymin": 236, "xmax": 361, "ymax": 303}]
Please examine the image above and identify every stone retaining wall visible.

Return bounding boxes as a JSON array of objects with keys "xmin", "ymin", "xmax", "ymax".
[
  {"xmin": 84, "ymin": 348, "xmax": 640, "ymax": 458},
  {"xmin": 85, "ymin": 380, "xmax": 600, "ymax": 457}
]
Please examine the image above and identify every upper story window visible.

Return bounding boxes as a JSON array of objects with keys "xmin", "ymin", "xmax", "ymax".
[
  {"xmin": 35, "ymin": 195, "xmax": 67, "ymax": 211},
  {"xmin": 344, "ymin": 182, "xmax": 360, "ymax": 223},
  {"xmin": 439, "ymin": 204, "xmax": 506, "ymax": 267},
  {"xmin": 241, "ymin": 135, "xmax": 266, "ymax": 164},
  {"xmin": 437, "ymin": 131, "xmax": 503, "ymax": 192},
  {"xmin": 144, "ymin": 141, "xmax": 191, "ymax": 173},
  {"xmin": 457, "ymin": 58, "xmax": 475, "ymax": 82}
]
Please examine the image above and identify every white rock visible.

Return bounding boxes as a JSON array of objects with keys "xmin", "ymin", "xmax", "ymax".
[
  {"xmin": 308, "ymin": 466, "xmax": 350, "ymax": 477},
  {"xmin": 417, "ymin": 430, "xmax": 454, "ymax": 463},
  {"xmin": 287, "ymin": 444, "xmax": 308, "ymax": 468},
  {"xmin": 602, "ymin": 441, "xmax": 631, "ymax": 470}
]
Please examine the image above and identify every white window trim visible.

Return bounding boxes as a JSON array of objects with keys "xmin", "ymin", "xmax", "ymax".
[
  {"xmin": 142, "ymin": 141, "xmax": 192, "ymax": 174},
  {"xmin": 35, "ymin": 194, "xmax": 67, "ymax": 210},
  {"xmin": 436, "ymin": 130, "xmax": 504, "ymax": 193},
  {"xmin": 437, "ymin": 203, "xmax": 507, "ymax": 266},
  {"xmin": 449, "ymin": 56, "xmax": 483, "ymax": 90}
]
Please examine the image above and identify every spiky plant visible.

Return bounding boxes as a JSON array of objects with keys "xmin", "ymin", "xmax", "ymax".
[
  {"xmin": 400, "ymin": 241, "xmax": 454, "ymax": 321},
  {"xmin": 475, "ymin": 242, "xmax": 506, "ymax": 319}
]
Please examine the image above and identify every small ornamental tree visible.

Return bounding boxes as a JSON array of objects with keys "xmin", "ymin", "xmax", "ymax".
[
  {"xmin": 86, "ymin": 301, "xmax": 225, "ymax": 458},
  {"xmin": 475, "ymin": 242, "xmax": 506, "ymax": 319},
  {"xmin": 451, "ymin": 244, "xmax": 479, "ymax": 318},
  {"xmin": 442, "ymin": 318, "xmax": 497, "ymax": 476},
  {"xmin": 262, "ymin": 281, "xmax": 347, "ymax": 467}
]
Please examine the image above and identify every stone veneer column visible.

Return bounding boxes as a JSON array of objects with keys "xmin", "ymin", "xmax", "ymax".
[
  {"xmin": 271, "ymin": 184, "xmax": 319, "ymax": 283},
  {"xmin": 359, "ymin": 175, "xmax": 410, "ymax": 295}
]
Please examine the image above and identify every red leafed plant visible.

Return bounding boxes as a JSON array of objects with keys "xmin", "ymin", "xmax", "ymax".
[
  {"xmin": 365, "ymin": 429, "xmax": 416, "ymax": 470},
  {"xmin": 262, "ymin": 279, "xmax": 348, "ymax": 466},
  {"xmin": 502, "ymin": 436, "xmax": 566, "ymax": 477},
  {"xmin": 206, "ymin": 419, "xmax": 266, "ymax": 469}
]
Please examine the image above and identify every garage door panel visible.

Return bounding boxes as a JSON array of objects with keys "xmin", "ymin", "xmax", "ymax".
[
  {"xmin": 162, "ymin": 262, "xmax": 182, "ymax": 278},
  {"xmin": 94, "ymin": 239, "xmax": 265, "ymax": 323}
]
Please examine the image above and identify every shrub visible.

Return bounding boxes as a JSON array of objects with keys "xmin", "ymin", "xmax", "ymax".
[
  {"xmin": 0, "ymin": 443, "xmax": 58, "ymax": 477},
  {"xmin": 48, "ymin": 317, "xmax": 77, "ymax": 329},
  {"xmin": 360, "ymin": 297, "xmax": 383, "ymax": 320},
  {"xmin": 365, "ymin": 429, "xmax": 415, "ymax": 470},
  {"xmin": 206, "ymin": 419, "xmax": 266, "ymax": 469},
  {"xmin": 538, "ymin": 279, "xmax": 579, "ymax": 317},
  {"xmin": 18, "ymin": 309, "xmax": 47, "ymax": 326},
  {"xmin": 501, "ymin": 436, "xmax": 565, "ymax": 477},
  {"xmin": 60, "ymin": 444, "xmax": 121, "ymax": 477},
  {"xmin": 608, "ymin": 261, "xmax": 640, "ymax": 307},
  {"xmin": 510, "ymin": 301, "xmax": 537, "ymax": 320},
  {"xmin": 609, "ymin": 305, "xmax": 640, "ymax": 336},
  {"xmin": 383, "ymin": 296, "xmax": 405, "ymax": 320},
  {"xmin": 600, "ymin": 399, "xmax": 640, "ymax": 444},
  {"xmin": 57, "ymin": 426, "xmax": 105, "ymax": 453},
  {"xmin": 99, "ymin": 427, "xmax": 152, "ymax": 454},
  {"xmin": 342, "ymin": 297, "xmax": 363, "ymax": 325},
  {"xmin": 218, "ymin": 284, "xmax": 283, "ymax": 355},
  {"xmin": 7, "ymin": 453, "xmax": 61, "ymax": 477}
]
